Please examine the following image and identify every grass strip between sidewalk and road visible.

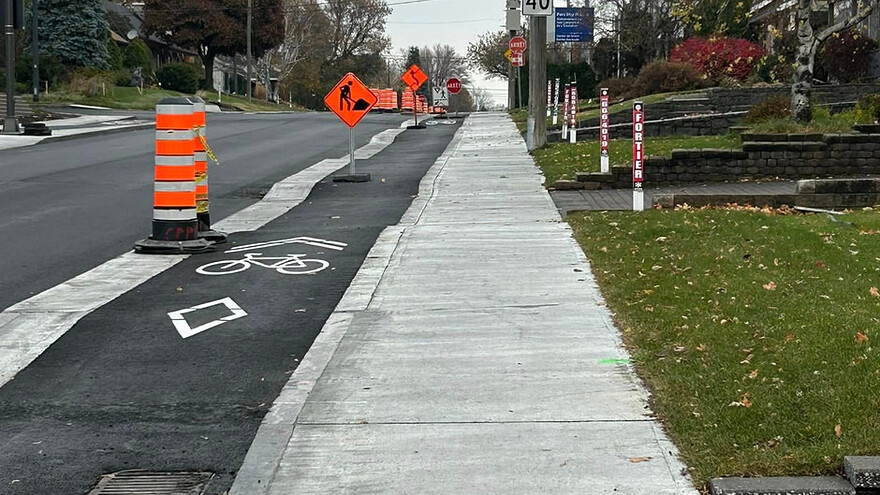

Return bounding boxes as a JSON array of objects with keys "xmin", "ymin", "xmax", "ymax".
[
  {"xmin": 534, "ymin": 134, "xmax": 741, "ymax": 185},
  {"xmin": 567, "ymin": 207, "xmax": 880, "ymax": 489}
]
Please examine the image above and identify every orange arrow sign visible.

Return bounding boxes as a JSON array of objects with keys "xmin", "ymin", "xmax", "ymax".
[
  {"xmin": 324, "ymin": 72, "xmax": 378, "ymax": 128},
  {"xmin": 401, "ymin": 65, "xmax": 428, "ymax": 92}
]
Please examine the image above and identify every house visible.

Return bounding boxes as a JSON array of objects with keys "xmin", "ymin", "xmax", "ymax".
[
  {"xmin": 103, "ymin": 0, "xmax": 197, "ymax": 67},
  {"xmin": 749, "ymin": 0, "xmax": 880, "ymax": 52}
]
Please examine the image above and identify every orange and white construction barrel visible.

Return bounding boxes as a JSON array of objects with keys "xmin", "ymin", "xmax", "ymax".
[{"xmin": 135, "ymin": 97, "xmax": 212, "ymax": 254}]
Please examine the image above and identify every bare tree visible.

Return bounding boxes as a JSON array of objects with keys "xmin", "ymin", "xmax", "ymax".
[
  {"xmin": 792, "ymin": 0, "xmax": 877, "ymax": 122},
  {"xmin": 420, "ymin": 44, "xmax": 470, "ymax": 88},
  {"xmin": 272, "ymin": 0, "xmax": 331, "ymax": 82},
  {"xmin": 467, "ymin": 30, "xmax": 509, "ymax": 80},
  {"xmin": 469, "ymin": 86, "xmax": 493, "ymax": 111},
  {"xmin": 322, "ymin": 0, "xmax": 391, "ymax": 63}
]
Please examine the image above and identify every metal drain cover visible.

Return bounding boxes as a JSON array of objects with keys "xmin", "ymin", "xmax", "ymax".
[{"xmin": 88, "ymin": 470, "xmax": 213, "ymax": 495}]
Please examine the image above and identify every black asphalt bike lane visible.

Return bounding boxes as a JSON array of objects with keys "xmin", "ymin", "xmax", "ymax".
[{"xmin": 0, "ymin": 120, "xmax": 461, "ymax": 495}]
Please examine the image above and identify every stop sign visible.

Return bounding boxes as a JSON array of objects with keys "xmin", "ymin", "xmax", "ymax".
[
  {"xmin": 509, "ymin": 35, "xmax": 527, "ymax": 53},
  {"xmin": 447, "ymin": 78, "xmax": 462, "ymax": 95}
]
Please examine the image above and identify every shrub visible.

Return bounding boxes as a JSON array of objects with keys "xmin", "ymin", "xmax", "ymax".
[
  {"xmin": 671, "ymin": 36, "xmax": 765, "ymax": 81},
  {"xmin": 156, "ymin": 63, "xmax": 200, "ymax": 94},
  {"xmin": 598, "ymin": 77, "xmax": 635, "ymax": 100},
  {"xmin": 856, "ymin": 94, "xmax": 880, "ymax": 123},
  {"xmin": 627, "ymin": 60, "xmax": 702, "ymax": 98},
  {"xmin": 113, "ymin": 69, "xmax": 133, "ymax": 87},
  {"xmin": 744, "ymin": 95, "xmax": 790, "ymax": 124},
  {"xmin": 819, "ymin": 28, "xmax": 879, "ymax": 83},
  {"xmin": 123, "ymin": 38, "xmax": 153, "ymax": 74},
  {"xmin": 66, "ymin": 69, "xmax": 115, "ymax": 96},
  {"xmin": 107, "ymin": 39, "xmax": 124, "ymax": 70}
]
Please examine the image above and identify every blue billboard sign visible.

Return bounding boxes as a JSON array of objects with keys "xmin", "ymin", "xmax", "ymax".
[{"xmin": 554, "ymin": 7, "xmax": 594, "ymax": 43}]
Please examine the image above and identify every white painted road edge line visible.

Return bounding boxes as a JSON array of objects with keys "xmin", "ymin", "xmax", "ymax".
[
  {"xmin": 227, "ymin": 116, "xmax": 468, "ymax": 495},
  {"xmin": 0, "ymin": 119, "xmax": 414, "ymax": 389}
]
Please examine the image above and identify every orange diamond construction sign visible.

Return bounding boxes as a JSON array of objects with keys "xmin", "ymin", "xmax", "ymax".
[
  {"xmin": 401, "ymin": 65, "xmax": 428, "ymax": 92},
  {"xmin": 324, "ymin": 72, "xmax": 378, "ymax": 128}
]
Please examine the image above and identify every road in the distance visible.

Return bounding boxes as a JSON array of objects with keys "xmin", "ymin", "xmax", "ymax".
[{"xmin": 0, "ymin": 112, "xmax": 407, "ymax": 311}]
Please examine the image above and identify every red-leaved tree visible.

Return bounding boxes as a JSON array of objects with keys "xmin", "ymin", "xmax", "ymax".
[{"xmin": 670, "ymin": 36, "xmax": 765, "ymax": 81}]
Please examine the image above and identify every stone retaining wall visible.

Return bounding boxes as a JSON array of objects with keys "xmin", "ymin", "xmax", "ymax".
[{"xmin": 570, "ymin": 133, "xmax": 880, "ymax": 189}]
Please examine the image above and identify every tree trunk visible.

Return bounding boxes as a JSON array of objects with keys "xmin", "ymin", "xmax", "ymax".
[
  {"xmin": 792, "ymin": 0, "xmax": 816, "ymax": 123},
  {"xmin": 201, "ymin": 52, "xmax": 216, "ymax": 91}
]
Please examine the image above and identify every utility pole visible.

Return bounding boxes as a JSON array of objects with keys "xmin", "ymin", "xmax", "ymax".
[
  {"xmin": 31, "ymin": 0, "xmax": 38, "ymax": 102},
  {"xmin": 3, "ymin": 0, "xmax": 19, "ymax": 134},
  {"xmin": 246, "ymin": 0, "xmax": 252, "ymax": 102},
  {"xmin": 526, "ymin": 14, "xmax": 547, "ymax": 150}
]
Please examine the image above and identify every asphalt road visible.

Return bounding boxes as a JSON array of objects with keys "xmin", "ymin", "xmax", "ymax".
[
  {"xmin": 0, "ymin": 114, "xmax": 461, "ymax": 494},
  {"xmin": 0, "ymin": 111, "xmax": 407, "ymax": 312}
]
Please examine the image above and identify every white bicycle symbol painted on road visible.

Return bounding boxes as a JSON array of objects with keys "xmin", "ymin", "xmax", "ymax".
[
  {"xmin": 195, "ymin": 237, "xmax": 348, "ymax": 276},
  {"xmin": 196, "ymin": 253, "xmax": 329, "ymax": 275}
]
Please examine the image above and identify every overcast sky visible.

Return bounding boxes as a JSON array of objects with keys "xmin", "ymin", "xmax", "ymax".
[{"xmin": 385, "ymin": 0, "xmax": 508, "ymax": 106}]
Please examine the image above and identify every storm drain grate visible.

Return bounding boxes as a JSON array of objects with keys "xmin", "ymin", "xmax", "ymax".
[{"xmin": 88, "ymin": 470, "xmax": 214, "ymax": 495}]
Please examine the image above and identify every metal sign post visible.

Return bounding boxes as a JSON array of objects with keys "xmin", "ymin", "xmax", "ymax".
[
  {"xmin": 3, "ymin": 0, "xmax": 20, "ymax": 134},
  {"xmin": 349, "ymin": 127, "xmax": 356, "ymax": 176},
  {"xmin": 633, "ymin": 101, "xmax": 645, "ymax": 211}
]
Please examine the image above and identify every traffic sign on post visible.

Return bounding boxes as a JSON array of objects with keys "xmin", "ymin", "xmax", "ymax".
[
  {"xmin": 324, "ymin": 72, "xmax": 377, "ymax": 128},
  {"xmin": 324, "ymin": 72, "xmax": 377, "ymax": 182},
  {"xmin": 446, "ymin": 78, "xmax": 462, "ymax": 95},
  {"xmin": 432, "ymin": 87, "xmax": 449, "ymax": 107},
  {"xmin": 522, "ymin": 0, "xmax": 553, "ymax": 16},
  {"xmin": 509, "ymin": 35, "xmax": 527, "ymax": 53},
  {"xmin": 511, "ymin": 52, "xmax": 525, "ymax": 67},
  {"xmin": 401, "ymin": 65, "xmax": 428, "ymax": 129},
  {"xmin": 401, "ymin": 64, "xmax": 428, "ymax": 92}
]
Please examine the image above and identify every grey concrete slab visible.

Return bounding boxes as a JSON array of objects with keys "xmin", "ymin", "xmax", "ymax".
[
  {"xmin": 844, "ymin": 456, "xmax": 880, "ymax": 488},
  {"xmin": 709, "ymin": 476, "xmax": 856, "ymax": 495},
  {"xmin": 234, "ymin": 113, "xmax": 697, "ymax": 495},
  {"xmin": 271, "ymin": 422, "xmax": 691, "ymax": 495}
]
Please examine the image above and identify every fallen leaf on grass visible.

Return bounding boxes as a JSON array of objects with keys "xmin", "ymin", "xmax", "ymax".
[
  {"xmin": 871, "ymin": 287, "xmax": 880, "ymax": 298},
  {"xmin": 763, "ymin": 282, "xmax": 777, "ymax": 291},
  {"xmin": 835, "ymin": 423, "xmax": 842, "ymax": 438},
  {"xmin": 628, "ymin": 457, "xmax": 652, "ymax": 463},
  {"xmin": 856, "ymin": 332, "xmax": 869, "ymax": 343},
  {"xmin": 748, "ymin": 369, "xmax": 759, "ymax": 380},
  {"xmin": 816, "ymin": 260, "xmax": 826, "ymax": 269}
]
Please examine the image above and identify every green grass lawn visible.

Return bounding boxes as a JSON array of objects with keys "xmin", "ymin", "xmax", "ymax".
[
  {"xmin": 38, "ymin": 87, "xmax": 299, "ymax": 112},
  {"xmin": 568, "ymin": 208, "xmax": 880, "ymax": 488},
  {"xmin": 534, "ymin": 134, "xmax": 741, "ymax": 185},
  {"xmin": 40, "ymin": 87, "xmax": 188, "ymax": 110}
]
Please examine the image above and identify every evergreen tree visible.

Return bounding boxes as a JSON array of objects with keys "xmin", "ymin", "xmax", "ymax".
[
  {"xmin": 35, "ymin": 0, "xmax": 110, "ymax": 68},
  {"xmin": 107, "ymin": 39, "xmax": 124, "ymax": 71}
]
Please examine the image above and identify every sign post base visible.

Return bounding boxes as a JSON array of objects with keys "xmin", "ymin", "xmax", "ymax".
[{"xmin": 601, "ymin": 154, "xmax": 609, "ymax": 173}]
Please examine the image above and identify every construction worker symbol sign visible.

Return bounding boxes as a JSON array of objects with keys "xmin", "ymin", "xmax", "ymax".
[{"xmin": 324, "ymin": 72, "xmax": 377, "ymax": 128}]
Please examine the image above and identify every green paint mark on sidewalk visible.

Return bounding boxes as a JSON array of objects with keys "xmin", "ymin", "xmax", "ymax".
[{"xmin": 599, "ymin": 358, "xmax": 630, "ymax": 365}]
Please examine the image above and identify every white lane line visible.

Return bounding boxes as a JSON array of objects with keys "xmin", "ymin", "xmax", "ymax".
[
  {"xmin": 225, "ymin": 237, "xmax": 348, "ymax": 254},
  {"xmin": 0, "ymin": 119, "xmax": 413, "ymax": 389}
]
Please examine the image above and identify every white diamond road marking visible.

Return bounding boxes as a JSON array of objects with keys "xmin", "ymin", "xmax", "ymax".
[{"xmin": 167, "ymin": 297, "xmax": 248, "ymax": 339}]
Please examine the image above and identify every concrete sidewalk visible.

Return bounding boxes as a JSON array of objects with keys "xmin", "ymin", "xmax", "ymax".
[
  {"xmin": 0, "ymin": 114, "xmax": 152, "ymax": 151},
  {"xmin": 231, "ymin": 112, "xmax": 697, "ymax": 494}
]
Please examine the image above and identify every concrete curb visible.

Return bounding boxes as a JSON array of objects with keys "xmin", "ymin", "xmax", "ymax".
[
  {"xmin": 227, "ymin": 116, "xmax": 468, "ymax": 495},
  {"xmin": 710, "ymin": 456, "xmax": 880, "ymax": 494}
]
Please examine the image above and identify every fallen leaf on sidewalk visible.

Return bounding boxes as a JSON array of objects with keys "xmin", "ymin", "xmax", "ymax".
[{"xmin": 628, "ymin": 457, "xmax": 652, "ymax": 463}]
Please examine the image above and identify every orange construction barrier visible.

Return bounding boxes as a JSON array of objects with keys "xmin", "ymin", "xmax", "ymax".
[{"xmin": 135, "ymin": 97, "xmax": 212, "ymax": 254}]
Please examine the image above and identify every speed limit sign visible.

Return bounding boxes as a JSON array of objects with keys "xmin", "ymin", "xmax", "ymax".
[{"xmin": 522, "ymin": 0, "xmax": 553, "ymax": 16}]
